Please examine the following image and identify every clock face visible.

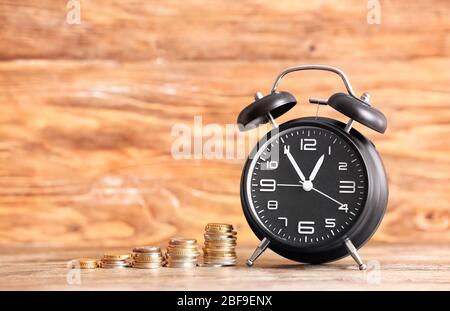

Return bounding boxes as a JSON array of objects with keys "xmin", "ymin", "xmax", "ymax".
[{"xmin": 245, "ymin": 125, "xmax": 368, "ymax": 247}]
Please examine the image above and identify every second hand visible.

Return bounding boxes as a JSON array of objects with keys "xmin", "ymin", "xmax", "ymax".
[{"xmin": 277, "ymin": 181, "xmax": 345, "ymax": 207}]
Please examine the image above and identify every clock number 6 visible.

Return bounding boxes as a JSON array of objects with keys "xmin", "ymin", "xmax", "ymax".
[{"xmin": 298, "ymin": 221, "xmax": 315, "ymax": 235}]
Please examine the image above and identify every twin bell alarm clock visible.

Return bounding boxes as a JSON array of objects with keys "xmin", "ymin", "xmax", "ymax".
[{"xmin": 237, "ymin": 65, "xmax": 388, "ymax": 269}]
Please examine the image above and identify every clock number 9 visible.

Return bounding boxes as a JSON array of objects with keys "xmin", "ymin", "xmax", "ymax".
[{"xmin": 259, "ymin": 179, "xmax": 276, "ymax": 192}]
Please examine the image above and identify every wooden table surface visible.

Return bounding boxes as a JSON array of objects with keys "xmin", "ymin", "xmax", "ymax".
[
  {"xmin": 1, "ymin": 243, "xmax": 449, "ymax": 291},
  {"xmin": 0, "ymin": 0, "xmax": 449, "ymax": 250}
]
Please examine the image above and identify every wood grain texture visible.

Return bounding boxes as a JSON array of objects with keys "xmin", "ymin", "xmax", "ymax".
[
  {"xmin": 0, "ymin": 0, "xmax": 449, "ymax": 248},
  {"xmin": 0, "ymin": 244, "xmax": 449, "ymax": 290}
]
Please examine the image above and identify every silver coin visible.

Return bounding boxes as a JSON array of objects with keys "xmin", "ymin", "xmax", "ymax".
[
  {"xmin": 166, "ymin": 263, "xmax": 198, "ymax": 268},
  {"xmin": 203, "ymin": 258, "xmax": 237, "ymax": 264},
  {"xmin": 166, "ymin": 258, "xmax": 199, "ymax": 264},
  {"xmin": 166, "ymin": 252, "xmax": 200, "ymax": 258},
  {"xmin": 133, "ymin": 246, "xmax": 161, "ymax": 253},
  {"xmin": 199, "ymin": 263, "xmax": 234, "ymax": 267},
  {"xmin": 100, "ymin": 264, "xmax": 130, "ymax": 269},
  {"xmin": 169, "ymin": 238, "xmax": 197, "ymax": 245},
  {"xmin": 132, "ymin": 263, "xmax": 162, "ymax": 269}
]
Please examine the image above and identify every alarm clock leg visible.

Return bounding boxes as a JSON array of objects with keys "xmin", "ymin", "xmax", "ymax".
[
  {"xmin": 344, "ymin": 239, "xmax": 367, "ymax": 270},
  {"xmin": 246, "ymin": 237, "xmax": 270, "ymax": 267}
]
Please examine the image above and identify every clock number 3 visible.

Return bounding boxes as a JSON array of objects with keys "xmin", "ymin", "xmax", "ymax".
[{"xmin": 339, "ymin": 180, "xmax": 356, "ymax": 193}]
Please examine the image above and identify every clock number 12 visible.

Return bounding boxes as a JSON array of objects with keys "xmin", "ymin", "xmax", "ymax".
[{"xmin": 300, "ymin": 138, "xmax": 316, "ymax": 151}]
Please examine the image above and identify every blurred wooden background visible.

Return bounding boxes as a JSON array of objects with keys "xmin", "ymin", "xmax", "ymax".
[{"xmin": 0, "ymin": 0, "xmax": 448, "ymax": 248}]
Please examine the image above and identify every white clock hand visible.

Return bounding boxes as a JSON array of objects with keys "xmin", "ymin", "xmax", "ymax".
[
  {"xmin": 283, "ymin": 145, "xmax": 306, "ymax": 182},
  {"xmin": 277, "ymin": 182, "xmax": 346, "ymax": 208},
  {"xmin": 309, "ymin": 154, "xmax": 325, "ymax": 181},
  {"xmin": 310, "ymin": 187, "xmax": 345, "ymax": 207}
]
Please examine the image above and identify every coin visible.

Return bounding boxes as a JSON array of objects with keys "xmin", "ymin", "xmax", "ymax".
[
  {"xmin": 99, "ymin": 253, "xmax": 132, "ymax": 269},
  {"xmin": 165, "ymin": 237, "xmax": 200, "ymax": 268},
  {"xmin": 100, "ymin": 264, "xmax": 130, "ymax": 269},
  {"xmin": 71, "ymin": 258, "xmax": 98, "ymax": 269},
  {"xmin": 133, "ymin": 246, "xmax": 161, "ymax": 253},
  {"xmin": 202, "ymin": 223, "xmax": 238, "ymax": 267},
  {"xmin": 103, "ymin": 253, "xmax": 131, "ymax": 260},
  {"xmin": 198, "ymin": 263, "xmax": 228, "ymax": 267},
  {"xmin": 133, "ymin": 255, "xmax": 163, "ymax": 262},
  {"xmin": 205, "ymin": 223, "xmax": 233, "ymax": 230},
  {"xmin": 132, "ymin": 262, "xmax": 162, "ymax": 269},
  {"xmin": 169, "ymin": 238, "xmax": 198, "ymax": 245},
  {"xmin": 131, "ymin": 245, "xmax": 164, "ymax": 269},
  {"xmin": 165, "ymin": 262, "xmax": 198, "ymax": 268}
]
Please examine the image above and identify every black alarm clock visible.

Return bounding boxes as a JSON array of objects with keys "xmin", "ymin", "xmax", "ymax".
[{"xmin": 237, "ymin": 65, "xmax": 388, "ymax": 270}]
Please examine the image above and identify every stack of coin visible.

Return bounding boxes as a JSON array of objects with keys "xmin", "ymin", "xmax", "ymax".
[
  {"xmin": 202, "ymin": 223, "xmax": 237, "ymax": 266},
  {"xmin": 100, "ymin": 253, "xmax": 131, "ymax": 269},
  {"xmin": 70, "ymin": 258, "xmax": 98, "ymax": 269},
  {"xmin": 165, "ymin": 238, "xmax": 200, "ymax": 268},
  {"xmin": 132, "ymin": 246, "xmax": 164, "ymax": 269}
]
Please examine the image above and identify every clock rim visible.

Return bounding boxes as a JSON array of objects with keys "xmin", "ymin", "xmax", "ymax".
[{"xmin": 240, "ymin": 117, "xmax": 389, "ymax": 264}]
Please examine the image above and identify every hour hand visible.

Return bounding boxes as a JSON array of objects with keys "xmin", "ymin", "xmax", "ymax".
[
  {"xmin": 283, "ymin": 145, "xmax": 306, "ymax": 182},
  {"xmin": 309, "ymin": 154, "xmax": 325, "ymax": 182}
]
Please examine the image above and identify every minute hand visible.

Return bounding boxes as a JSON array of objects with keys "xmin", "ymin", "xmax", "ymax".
[{"xmin": 284, "ymin": 147, "xmax": 306, "ymax": 182}]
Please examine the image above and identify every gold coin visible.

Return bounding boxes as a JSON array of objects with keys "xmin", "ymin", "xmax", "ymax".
[
  {"xmin": 167, "ymin": 245, "xmax": 199, "ymax": 252},
  {"xmin": 166, "ymin": 254, "xmax": 200, "ymax": 260},
  {"xmin": 204, "ymin": 239, "xmax": 237, "ymax": 244},
  {"xmin": 204, "ymin": 240, "xmax": 236, "ymax": 245},
  {"xmin": 202, "ymin": 223, "xmax": 238, "ymax": 266},
  {"xmin": 206, "ymin": 223, "xmax": 233, "ymax": 230},
  {"xmin": 133, "ymin": 246, "xmax": 161, "ymax": 253},
  {"xmin": 103, "ymin": 253, "xmax": 131, "ymax": 260},
  {"xmin": 167, "ymin": 247, "xmax": 199, "ymax": 253},
  {"xmin": 205, "ymin": 230, "xmax": 237, "ymax": 235},
  {"xmin": 101, "ymin": 259, "xmax": 130, "ymax": 265},
  {"xmin": 74, "ymin": 258, "xmax": 98, "ymax": 264},
  {"xmin": 133, "ymin": 257, "xmax": 164, "ymax": 263},
  {"xmin": 133, "ymin": 252, "xmax": 163, "ymax": 258},
  {"xmin": 203, "ymin": 250, "xmax": 236, "ymax": 256},
  {"xmin": 203, "ymin": 245, "xmax": 236, "ymax": 250},
  {"xmin": 70, "ymin": 259, "xmax": 98, "ymax": 269},
  {"xmin": 169, "ymin": 238, "xmax": 197, "ymax": 245},
  {"xmin": 100, "ymin": 259, "xmax": 130, "ymax": 265},
  {"xmin": 71, "ymin": 263, "xmax": 97, "ymax": 269},
  {"xmin": 204, "ymin": 235, "xmax": 236, "ymax": 240},
  {"xmin": 203, "ymin": 252, "xmax": 236, "ymax": 258},
  {"xmin": 133, "ymin": 255, "xmax": 163, "ymax": 261}
]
